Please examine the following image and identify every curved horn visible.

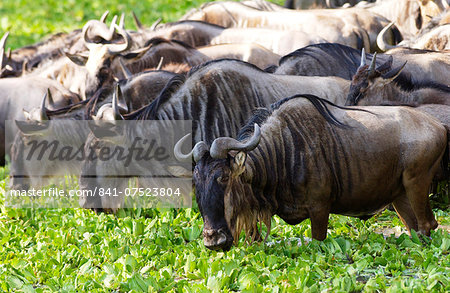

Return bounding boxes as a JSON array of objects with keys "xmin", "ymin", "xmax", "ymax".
[
  {"xmin": 210, "ymin": 124, "xmax": 261, "ymax": 159},
  {"xmin": 150, "ymin": 18, "xmax": 162, "ymax": 31},
  {"xmin": 174, "ymin": 133, "xmax": 210, "ymax": 163},
  {"xmin": 100, "ymin": 10, "xmax": 109, "ymax": 23},
  {"xmin": 109, "ymin": 15, "xmax": 118, "ymax": 35},
  {"xmin": 0, "ymin": 31, "xmax": 9, "ymax": 50},
  {"xmin": 106, "ymin": 24, "xmax": 131, "ymax": 54},
  {"xmin": 0, "ymin": 32, "xmax": 9, "ymax": 70},
  {"xmin": 82, "ymin": 23, "xmax": 98, "ymax": 50},
  {"xmin": 132, "ymin": 11, "xmax": 143, "ymax": 31},
  {"xmin": 119, "ymin": 13, "xmax": 125, "ymax": 29},
  {"xmin": 377, "ymin": 22, "xmax": 396, "ymax": 52},
  {"xmin": 112, "ymin": 84, "xmax": 125, "ymax": 120},
  {"xmin": 368, "ymin": 52, "xmax": 377, "ymax": 77},
  {"xmin": 382, "ymin": 61, "xmax": 407, "ymax": 81},
  {"xmin": 360, "ymin": 48, "xmax": 366, "ymax": 67},
  {"xmin": 156, "ymin": 57, "xmax": 164, "ymax": 70},
  {"xmin": 40, "ymin": 92, "xmax": 49, "ymax": 121},
  {"xmin": 118, "ymin": 58, "xmax": 133, "ymax": 79},
  {"xmin": 46, "ymin": 88, "xmax": 55, "ymax": 109}
]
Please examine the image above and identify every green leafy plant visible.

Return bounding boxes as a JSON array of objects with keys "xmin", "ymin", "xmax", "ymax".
[{"xmin": 0, "ymin": 0, "xmax": 449, "ymax": 291}]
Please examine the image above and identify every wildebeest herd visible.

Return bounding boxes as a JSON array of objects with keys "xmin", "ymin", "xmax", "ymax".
[{"xmin": 2, "ymin": 0, "xmax": 449, "ymax": 251}]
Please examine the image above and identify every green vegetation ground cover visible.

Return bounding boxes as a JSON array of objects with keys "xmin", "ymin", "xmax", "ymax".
[{"xmin": 0, "ymin": 0, "xmax": 449, "ymax": 291}]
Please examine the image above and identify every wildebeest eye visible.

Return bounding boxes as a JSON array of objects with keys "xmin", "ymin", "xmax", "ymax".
[{"xmin": 217, "ymin": 175, "xmax": 229, "ymax": 183}]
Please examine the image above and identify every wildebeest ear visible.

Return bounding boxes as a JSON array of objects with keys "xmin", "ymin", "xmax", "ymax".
[
  {"xmin": 65, "ymin": 52, "xmax": 88, "ymax": 66},
  {"xmin": 166, "ymin": 165, "xmax": 192, "ymax": 178},
  {"xmin": 234, "ymin": 151, "xmax": 247, "ymax": 168}
]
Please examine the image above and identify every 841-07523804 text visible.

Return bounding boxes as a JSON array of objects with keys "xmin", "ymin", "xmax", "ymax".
[
  {"xmin": 8, "ymin": 187, "xmax": 182, "ymax": 198},
  {"xmin": 94, "ymin": 187, "xmax": 182, "ymax": 197}
]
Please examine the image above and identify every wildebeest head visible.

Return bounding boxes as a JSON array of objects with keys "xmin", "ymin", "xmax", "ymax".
[
  {"xmin": 175, "ymin": 124, "xmax": 271, "ymax": 251},
  {"xmin": 345, "ymin": 49, "xmax": 406, "ymax": 106},
  {"xmin": 63, "ymin": 15, "xmax": 131, "ymax": 99},
  {"xmin": 10, "ymin": 91, "xmax": 86, "ymax": 190}
]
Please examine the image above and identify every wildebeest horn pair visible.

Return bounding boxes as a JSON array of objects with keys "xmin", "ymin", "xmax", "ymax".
[
  {"xmin": 82, "ymin": 13, "xmax": 116, "ymax": 43},
  {"xmin": 359, "ymin": 48, "xmax": 405, "ymax": 79},
  {"xmin": 174, "ymin": 124, "xmax": 261, "ymax": 162},
  {"xmin": 83, "ymin": 15, "xmax": 131, "ymax": 53},
  {"xmin": 359, "ymin": 48, "xmax": 377, "ymax": 77}
]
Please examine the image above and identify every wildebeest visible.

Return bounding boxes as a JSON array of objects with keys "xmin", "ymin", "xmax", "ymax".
[
  {"xmin": 1, "ymin": 14, "xmax": 116, "ymax": 78},
  {"xmin": 0, "ymin": 75, "xmax": 80, "ymax": 164},
  {"xmin": 181, "ymin": 1, "xmax": 400, "ymax": 52},
  {"xmin": 273, "ymin": 43, "xmax": 450, "ymax": 86},
  {"xmin": 94, "ymin": 59, "xmax": 351, "ymax": 120},
  {"xmin": 79, "ymin": 59, "xmax": 351, "ymax": 211},
  {"xmin": 377, "ymin": 21, "xmax": 450, "ymax": 51},
  {"xmin": 273, "ymin": 44, "xmax": 388, "ymax": 78},
  {"xmin": 114, "ymin": 37, "xmax": 281, "ymax": 77},
  {"xmin": 6, "ymin": 11, "xmax": 123, "ymax": 76},
  {"xmin": 345, "ymin": 53, "xmax": 450, "ymax": 106},
  {"xmin": 197, "ymin": 43, "xmax": 281, "ymax": 69},
  {"xmin": 364, "ymin": 0, "xmax": 448, "ymax": 39},
  {"xmin": 9, "ymin": 69, "xmax": 177, "ymax": 190},
  {"xmin": 133, "ymin": 20, "xmax": 328, "ymax": 56},
  {"xmin": 114, "ymin": 38, "xmax": 210, "ymax": 76},
  {"xmin": 24, "ymin": 16, "xmax": 131, "ymax": 100},
  {"xmin": 178, "ymin": 94, "xmax": 447, "ymax": 250},
  {"xmin": 408, "ymin": 24, "xmax": 450, "ymax": 51}
]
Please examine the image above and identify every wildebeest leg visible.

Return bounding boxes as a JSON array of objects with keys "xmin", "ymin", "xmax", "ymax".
[
  {"xmin": 402, "ymin": 176, "xmax": 438, "ymax": 236},
  {"xmin": 309, "ymin": 206, "xmax": 330, "ymax": 241},
  {"xmin": 392, "ymin": 194, "xmax": 418, "ymax": 233}
]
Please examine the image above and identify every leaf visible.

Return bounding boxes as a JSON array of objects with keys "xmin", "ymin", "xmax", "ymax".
[
  {"xmin": 410, "ymin": 230, "xmax": 422, "ymax": 245},
  {"xmin": 440, "ymin": 237, "xmax": 450, "ymax": 252},
  {"xmin": 125, "ymin": 255, "xmax": 139, "ymax": 273},
  {"xmin": 238, "ymin": 271, "xmax": 259, "ymax": 290},
  {"xmin": 182, "ymin": 226, "xmax": 201, "ymax": 242},
  {"xmin": 78, "ymin": 259, "xmax": 92, "ymax": 275},
  {"xmin": 207, "ymin": 275, "xmax": 221, "ymax": 292},
  {"xmin": 6, "ymin": 275, "xmax": 23, "ymax": 289}
]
